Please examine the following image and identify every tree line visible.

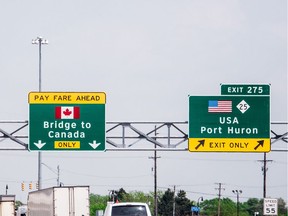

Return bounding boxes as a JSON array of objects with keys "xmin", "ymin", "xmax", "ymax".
[{"xmin": 90, "ymin": 188, "xmax": 287, "ymax": 216}]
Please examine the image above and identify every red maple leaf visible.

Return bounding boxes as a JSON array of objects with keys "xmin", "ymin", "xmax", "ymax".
[{"xmin": 63, "ymin": 108, "xmax": 72, "ymax": 116}]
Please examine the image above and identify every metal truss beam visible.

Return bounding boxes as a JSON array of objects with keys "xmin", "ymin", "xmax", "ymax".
[{"xmin": 0, "ymin": 121, "xmax": 287, "ymax": 151}]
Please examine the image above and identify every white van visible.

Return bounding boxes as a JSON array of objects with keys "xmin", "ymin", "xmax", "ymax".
[{"xmin": 104, "ymin": 202, "xmax": 152, "ymax": 216}]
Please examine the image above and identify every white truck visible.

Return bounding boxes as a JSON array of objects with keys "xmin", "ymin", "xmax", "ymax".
[
  {"xmin": 104, "ymin": 202, "xmax": 152, "ymax": 216},
  {"xmin": 0, "ymin": 195, "xmax": 15, "ymax": 216},
  {"xmin": 27, "ymin": 186, "xmax": 90, "ymax": 216}
]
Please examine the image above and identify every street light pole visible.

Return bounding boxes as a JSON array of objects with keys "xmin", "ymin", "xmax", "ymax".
[
  {"xmin": 196, "ymin": 196, "xmax": 203, "ymax": 216},
  {"xmin": 197, "ymin": 196, "xmax": 203, "ymax": 206},
  {"xmin": 232, "ymin": 190, "xmax": 242, "ymax": 216},
  {"xmin": 32, "ymin": 37, "xmax": 48, "ymax": 190}
]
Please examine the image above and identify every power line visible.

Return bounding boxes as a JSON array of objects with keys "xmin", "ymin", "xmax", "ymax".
[{"xmin": 61, "ymin": 168, "xmax": 151, "ymax": 179}]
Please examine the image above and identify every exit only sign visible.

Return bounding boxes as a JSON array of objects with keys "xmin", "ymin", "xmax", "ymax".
[{"xmin": 29, "ymin": 92, "xmax": 106, "ymax": 151}]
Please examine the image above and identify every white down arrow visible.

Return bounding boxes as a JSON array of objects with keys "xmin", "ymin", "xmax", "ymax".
[
  {"xmin": 89, "ymin": 140, "xmax": 101, "ymax": 149},
  {"xmin": 34, "ymin": 140, "xmax": 46, "ymax": 149}
]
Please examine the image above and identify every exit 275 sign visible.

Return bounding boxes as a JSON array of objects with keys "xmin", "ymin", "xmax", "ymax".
[{"xmin": 29, "ymin": 92, "xmax": 106, "ymax": 151}]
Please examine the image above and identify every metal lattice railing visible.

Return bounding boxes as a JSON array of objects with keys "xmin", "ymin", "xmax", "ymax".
[{"xmin": 0, "ymin": 120, "xmax": 287, "ymax": 151}]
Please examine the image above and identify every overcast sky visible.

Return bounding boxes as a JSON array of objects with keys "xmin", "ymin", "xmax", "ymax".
[{"xmin": 0, "ymin": 0, "xmax": 287, "ymax": 205}]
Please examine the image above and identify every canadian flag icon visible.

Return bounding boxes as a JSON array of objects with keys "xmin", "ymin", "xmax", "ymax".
[{"xmin": 55, "ymin": 106, "xmax": 80, "ymax": 119}]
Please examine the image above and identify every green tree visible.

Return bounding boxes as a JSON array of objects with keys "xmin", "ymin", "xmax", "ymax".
[
  {"xmin": 115, "ymin": 188, "xmax": 127, "ymax": 202},
  {"xmin": 158, "ymin": 189, "xmax": 192, "ymax": 216},
  {"xmin": 201, "ymin": 198, "xmax": 249, "ymax": 216},
  {"xmin": 277, "ymin": 198, "xmax": 288, "ymax": 216},
  {"xmin": 90, "ymin": 194, "xmax": 109, "ymax": 216},
  {"xmin": 175, "ymin": 190, "xmax": 191, "ymax": 216},
  {"xmin": 242, "ymin": 198, "xmax": 262, "ymax": 216},
  {"xmin": 200, "ymin": 198, "xmax": 218, "ymax": 216},
  {"xmin": 158, "ymin": 188, "xmax": 174, "ymax": 216},
  {"xmin": 121, "ymin": 190, "xmax": 153, "ymax": 203},
  {"xmin": 220, "ymin": 198, "xmax": 237, "ymax": 216},
  {"xmin": 15, "ymin": 200, "xmax": 24, "ymax": 211}
]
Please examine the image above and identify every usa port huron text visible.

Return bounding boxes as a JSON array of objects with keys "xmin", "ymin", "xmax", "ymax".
[{"xmin": 200, "ymin": 116, "xmax": 258, "ymax": 135}]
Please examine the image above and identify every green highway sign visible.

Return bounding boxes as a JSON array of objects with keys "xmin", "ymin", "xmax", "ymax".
[
  {"xmin": 188, "ymin": 95, "xmax": 270, "ymax": 152},
  {"xmin": 29, "ymin": 92, "xmax": 106, "ymax": 151},
  {"xmin": 221, "ymin": 84, "xmax": 270, "ymax": 95}
]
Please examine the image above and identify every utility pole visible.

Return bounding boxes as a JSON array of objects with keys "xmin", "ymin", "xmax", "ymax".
[
  {"xmin": 258, "ymin": 153, "xmax": 273, "ymax": 198},
  {"xmin": 215, "ymin": 183, "xmax": 225, "ymax": 216},
  {"xmin": 149, "ymin": 126, "xmax": 160, "ymax": 216},
  {"xmin": 173, "ymin": 185, "xmax": 176, "ymax": 216}
]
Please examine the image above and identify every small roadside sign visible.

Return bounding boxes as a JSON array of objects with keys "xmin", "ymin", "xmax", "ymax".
[{"xmin": 263, "ymin": 198, "xmax": 278, "ymax": 215}]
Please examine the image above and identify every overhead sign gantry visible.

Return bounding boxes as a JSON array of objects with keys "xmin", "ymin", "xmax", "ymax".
[{"xmin": 1, "ymin": 84, "xmax": 282, "ymax": 152}]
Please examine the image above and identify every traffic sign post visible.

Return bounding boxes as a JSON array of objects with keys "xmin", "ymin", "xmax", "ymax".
[
  {"xmin": 29, "ymin": 92, "xmax": 106, "ymax": 151},
  {"xmin": 188, "ymin": 95, "xmax": 270, "ymax": 152}
]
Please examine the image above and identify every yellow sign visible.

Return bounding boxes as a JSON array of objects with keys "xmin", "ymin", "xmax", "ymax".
[
  {"xmin": 54, "ymin": 141, "xmax": 80, "ymax": 149},
  {"xmin": 188, "ymin": 138, "xmax": 270, "ymax": 152},
  {"xmin": 29, "ymin": 92, "xmax": 106, "ymax": 104}
]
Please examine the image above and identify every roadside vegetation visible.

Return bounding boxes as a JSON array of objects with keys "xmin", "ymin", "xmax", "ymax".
[{"xmin": 89, "ymin": 188, "xmax": 287, "ymax": 216}]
